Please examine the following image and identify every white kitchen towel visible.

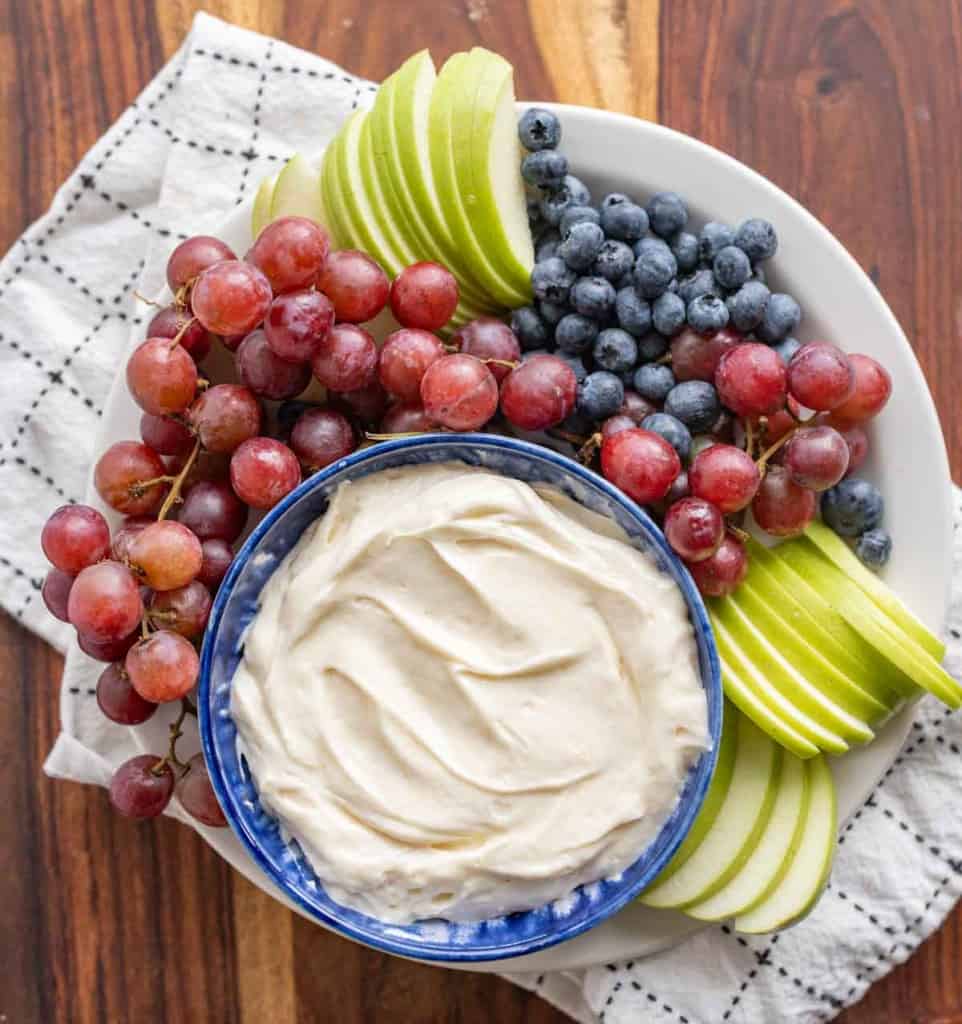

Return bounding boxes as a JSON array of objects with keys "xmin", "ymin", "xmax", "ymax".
[{"xmin": 3, "ymin": 13, "xmax": 961, "ymax": 1023}]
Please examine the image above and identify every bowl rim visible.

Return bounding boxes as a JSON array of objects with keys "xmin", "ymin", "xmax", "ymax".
[{"xmin": 198, "ymin": 432, "xmax": 723, "ymax": 962}]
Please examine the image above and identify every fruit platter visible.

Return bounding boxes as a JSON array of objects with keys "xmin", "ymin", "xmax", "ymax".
[{"xmin": 39, "ymin": 46, "xmax": 954, "ymax": 971}]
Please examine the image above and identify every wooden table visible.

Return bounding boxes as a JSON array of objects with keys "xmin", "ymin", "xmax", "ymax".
[{"xmin": 2, "ymin": 1, "xmax": 960, "ymax": 1021}]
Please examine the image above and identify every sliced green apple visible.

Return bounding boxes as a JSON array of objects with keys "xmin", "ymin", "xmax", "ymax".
[
  {"xmin": 803, "ymin": 522, "xmax": 945, "ymax": 662},
  {"xmin": 735, "ymin": 754, "xmax": 836, "ymax": 933},
  {"xmin": 319, "ymin": 141, "xmax": 352, "ymax": 250},
  {"xmin": 641, "ymin": 711, "xmax": 781, "ymax": 909},
  {"xmin": 686, "ymin": 750, "xmax": 811, "ymax": 922},
  {"xmin": 269, "ymin": 153, "xmax": 324, "ymax": 223},
  {"xmin": 251, "ymin": 171, "xmax": 278, "ymax": 239}
]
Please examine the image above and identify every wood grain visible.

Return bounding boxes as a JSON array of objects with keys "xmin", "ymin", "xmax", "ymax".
[{"xmin": 0, "ymin": 1, "xmax": 960, "ymax": 1022}]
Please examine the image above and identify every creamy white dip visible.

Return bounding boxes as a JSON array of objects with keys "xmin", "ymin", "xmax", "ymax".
[{"xmin": 231, "ymin": 464, "xmax": 708, "ymax": 923}]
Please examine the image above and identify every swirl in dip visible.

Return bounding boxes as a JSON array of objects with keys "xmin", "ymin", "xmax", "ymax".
[{"xmin": 231, "ymin": 463, "xmax": 708, "ymax": 923}]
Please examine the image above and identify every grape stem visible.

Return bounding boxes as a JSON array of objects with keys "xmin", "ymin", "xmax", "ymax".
[
  {"xmin": 481, "ymin": 358, "xmax": 519, "ymax": 370},
  {"xmin": 755, "ymin": 426, "xmax": 798, "ymax": 472},
  {"xmin": 129, "ymin": 475, "xmax": 176, "ymax": 499},
  {"xmin": 577, "ymin": 432, "xmax": 603, "ymax": 465},
  {"xmin": 727, "ymin": 523, "xmax": 752, "ymax": 543},
  {"xmin": 364, "ymin": 430, "xmax": 429, "ymax": 441},
  {"xmin": 133, "ymin": 290, "xmax": 161, "ymax": 308},
  {"xmin": 157, "ymin": 438, "xmax": 201, "ymax": 520},
  {"xmin": 743, "ymin": 417, "xmax": 756, "ymax": 458},
  {"xmin": 150, "ymin": 697, "xmax": 193, "ymax": 777},
  {"xmin": 167, "ymin": 315, "xmax": 199, "ymax": 350}
]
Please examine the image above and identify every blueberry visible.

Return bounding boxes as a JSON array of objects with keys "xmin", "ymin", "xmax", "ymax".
[
  {"xmin": 558, "ymin": 221, "xmax": 605, "ymax": 271},
  {"xmin": 532, "ymin": 257, "xmax": 577, "ymax": 303},
  {"xmin": 676, "ymin": 268, "xmax": 721, "ymax": 305},
  {"xmin": 555, "ymin": 313, "xmax": 599, "ymax": 354},
  {"xmin": 670, "ymin": 231, "xmax": 699, "ymax": 273},
  {"xmin": 553, "ymin": 349, "xmax": 588, "ymax": 383},
  {"xmin": 521, "ymin": 149, "xmax": 568, "ymax": 188},
  {"xmin": 772, "ymin": 336, "xmax": 802, "ymax": 364},
  {"xmin": 646, "ymin": 191, "xmax": 688, "ymax": 238},
  {"xmin": 600, "ymin": 202, "xmax": 649, "ymax": 243},
  {"xmin": 578, "ymin": 371, "xmax": 625, "ymax": 421},
  {"xmin": 633, "ymin": 238, "xmax": 677, "ymax": 299},
  {"xmin": 593, "ymin": 327, "xmax": 639, "ymax": 374},
  {"xmin": 756, "ymin": 293, "xmax": 801, "ymax": 342},
  {"xmin": 540, "ymin": 175, "xmax": 591, "ymax": 226},
  {"xmin": 594, "ymin": 239, "xmax": 635, "ymax": 282},
  {"xmin": 518, "ymin": 107, "xmax": 562, "ymax": 151},
  {"xmin": 511, "ymin": 306, "xmax": 549, "ymax": 351},
  {"xmin": 637, "ymin": 331, "xmax": 669, "ymax": 363},
  {"xmin": 687, "ymin": 294, "xmax": 730, "ymax": 335},
  {"xmin": 642, "ymin": 412, "xmax": 691, "ymax": 461},
  {"xmin": 527, "ymin": 197, "xmax": 543, "ymax": 230},
  {"xmin": 734, "ymin": 218, "xmax": 778, "ymax": 262},
  {"xmin": 535, "ymin": 231, "xmax": 561, "ymax": 262},
  {"xmin": 560, "ymin": 205, "xmax": 601, "ymax": 236},
  {"xmin": 726, "ymin": 279, "xmax": 771, "ymax": 333},
  {"xmin": 633, "ymin": 363, "xmax": 676, "ymax": 403},
  {"xmin": 538, "ymin": 300, "xmax": 566, "ymax": 327},
  {"xmin": 615, "ymin": 287, "xmax": 652, "ymax": 337},
  {"xmin": 713, "ymin": 245, "xmax": 752, "ymax": 291},
  {"xmin": 663, "ymin": 380, "xmax": 721, "ymax": 433},
  {"xmin": 652, "ymin": 291, "xmax": 686, "ymax": 337},
  {"xmin": 821, "ymin": 478, "xmax": 884, "ymax": 537},
  {"xmin": 855, "ymin": 528, "xmax": 892, "ymax": 571},
  {"xmin": 751, "ymin": 263, "xmax": 767, "ymax": 285},
  {"xmin": 570, "ymin": 275, "xmax": 616, "ymax": 320},
  {"xmin": 565, "ymin": 175, "xmax": 592, "ymax": 207},
  {"xmin": 601, "ymin": 192, "xmax": 631, "ymax": 210},
  {"xmin": 698, "ymin": 222, "xmax": 735, "ymax": 263}
]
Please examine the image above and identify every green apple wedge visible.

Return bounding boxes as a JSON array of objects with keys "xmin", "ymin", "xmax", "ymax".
[
  {"xmin": 269, "ymin": 154, "xmax": 324, "ymax": 223},
  {"xmin": 713, "ymin": 596, "xmax": 875, "ymax": 746},
  {"xmin": 746, "ymin": 538, "xmax": 913, "ymax": 707},
  {"xmin": 802, "ymin": 522, "xmax": 945, "ymax": 661},
  {"xmin": 251, "ymin": 171, "xmax": 278, "ymax": 239},
  {"xmin": 735, "ymin": 754, "xmax": 836, "ymax": 933},
  {"xmin": 711, "ymin": 613, "xmax": 850, "ymax": 755},
  {"xmin": 641, "ymin": 711, "xmax": 782, "ymax": 909},
  {"xmin": 450, "ymin": 48, "xmax": 534, "ymax": 298},
  {"xmin": 776, "ymin": 542, "xmax": 962, "ymax": 709},
  {"xmin": 731, "ymin": 579, "xmax": 889, "ymax": 726},
  {"xmin": 685, "ymin": 750, "xmax": 811, "ymax": 922},
  {"xmin": 429, "ymin": 53, "xmax": 531, "ymax": 309},
  {"xmin": 319, "ymin": 139, "xmax": 353, "ymax": 251}
]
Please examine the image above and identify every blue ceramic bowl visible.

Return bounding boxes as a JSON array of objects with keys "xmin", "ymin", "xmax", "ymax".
[{"xmin": 199, "ymin": 434, "xmax": 723, "ymax": 962}]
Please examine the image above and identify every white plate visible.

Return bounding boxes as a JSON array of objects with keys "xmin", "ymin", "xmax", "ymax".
[{"xmin": 91, "ymin": 104, "xmax": 952, "ymax": 973}]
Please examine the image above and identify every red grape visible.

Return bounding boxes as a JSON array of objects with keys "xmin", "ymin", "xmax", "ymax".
[
  {"xmin": 600, "ymin": 427, "xmax": 681, "ymax": 504},
  {"xmin": 378, "ymin": 328, "xmax": 446, "ymax": 401},
  {"xmin": 380, "ymin": 402, "xmax": 437, "ymax": 434},
  {"xmin": 830, "ymin": 353, "xmax": 891, "ymax": 422},
  {"xmin": 671, "ymin": 328, "xmax": 741, "ymax": 382},
  {"xmin": 290, "ymin": 409, "xmax": 355, "ymax": 470},
  {"xmin": 264, "ymin": 288, "xmax": 335, "ymax": 363},
  {"xmin": 221, "ymin": 332, "xmax": 245, "ymax": 352},
  {"xmin": 95, "ymin": 442, "xmax": 168, "ymax": 516},
  {"xmin": 147, "ymin": 305, "xmax": 211, "ymax": 362},
  {"xmin": 166, "ymin": 236, "xmax": 236, "ymax": 292},
  {"xmin": 236, "ymin": 329, "xmax": 311, "ymax": 400},
  {"xmin": 198, "ymin": 539, "xmax": 233, "ymax": 590},
  {"xmin": 42, "ymin": 568, "xmax": 74, "ymax": 621},
  {"xmin": 191, "ymin": 260, "xmax": 272, "ymax": 336},
  {"xmin": 664, "ymin": 497, "xmax": 724, "ymax": 562},
  {"xmin": 786, "ymin": 342, "xmax": 855, "ymax": 412},
  {"xmin": 68, "ymin": 560, "xmax": 143, "ymax": 642},
  {"xmin": 688, "ymin": 444, "xmax": 760, "ymax": 513},
  {"xmin": 41, "ymin": 504, "xmax": 110, "ymax": 574},
  {"xmin": 500, "ymin": 354, "xmax": 578, "ymax": 431},
  {"xmin": 329, "ymin": 378, "xmax": 389, "ymax": 428},
  {"xmin": 126, "ymin": 629, "xmax": 199, "ymax": 703},
  {"xmin": 128, "ymin": 521, "xmax": 203, "ymax": 591},
  {"xmin": 452, "ymin": 318, "xmax": 521, "ymax": 382},
  {"xmin": 140, "ymin": 412, "xmax": 194, "ymax": 456},
  {"xmin": 311, "ymin": 323, "xmax": 378, "ymax": 391},
  {"xmin": 247, "ymin": 216, "xmax": 330, "ymax": 293},
  {"xmin": 620, "ymin": 389, "xmax": 658, "ymax": 424},
  {"xmin": 149, "ymin": 580, "xmax": 211, "ymax": 638},
  {"xmin": 688, "ymin": 534, "xmax": 748, "ymax": 597},
  {"xmin": 715, "ymin": 343, "xmax": 787, "ymax": 416},
  {"xmin": 177, "ymin": 480, "xmax": 247, "ymax": 542},
  {"xmin": 177, "ymin": 753, "xmax": 227, "ymax": 827},
  {"xmin": 420, "ymin": 354, "xmax": 498, "ymax": 431},
  {"xmin": 189, "ymin": 383, "xmax": 262, "ymax": 453},
  {"xmin": 752, "ymin": 466, "xmax": 817, "ymax": 537},
  {"xmin": 230, "ymin": 438, "xmax": 301, "ymax": 509},
  {"xmin": 390, "ymin": 261, "xmax": 459, "ymax": 331},
  {"xmin": 819, "ymin": 414, "xmax": 869, "ymax": 476},
  {"xmin": 781, "ymin": 425, "xmax": 850, "ymax": 491},
  {"xmin": 96, "ymin": 662, "xmax": 157, "ymax": 725},
  {"xmin": 109, "ymin": 754, "xmax": 174, "ymax": 819},
  {"xmin": 78, "ymin": 628, "xmax": 139, "ymax": 662},
  {"xmin": 317, "ymin": 250, "xmax": 389, "ymax": 323},
  {"xmin": 126, "ymin": 337, "xmax": 198, "ymax": 417},
  {"xmin": 762, "ymin": 408, "xmax": 796, "ymax": 444},
  {"xmin": 602, "ymin": 414, "xmax": 636, "ymax": 438}
]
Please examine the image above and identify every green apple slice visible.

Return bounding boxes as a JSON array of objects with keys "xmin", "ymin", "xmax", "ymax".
[
  {"xmin": 712, "ymin": 615, "xmax": 850, "ymax": 755},
  {"xmin": 713, "ymin": 597, "xmax": 875, "ymax": 745},
  {"xmin": 685, "ymin": 750, "xmax": 810, "ymax": 921},
  {"xmin": 269, "ymin": 153, "xmax": 323, "ymax": 222},
  {"xmin": 735, "ymin": 753, "xmax": 836, "ymax": 933},
  {"xmin": 777, "ymin": 543, "xmax": 962, "ymax": 708},
  {"xmin": 252, "ymin": 172, "xmax": 278, "ymax": 239},
  {"xmin": 430, "ymin": 53, "xmax": 530, "ymax": 308},
  {"xmin": 641, "ymin": 712, "xmax": 782, "ymax": 909},
  {"xmin": 802, "ymin": 523, "xmax": 945, "ymax": 661},
  {"xmin": 747, "ymin": 539, "xmax": 912, "ymax": 706},
  {"xmin": 731, "ymin": 580, "xmax": 889, "ymax": 725},
  {"xmin": 319, "ymin": 141, "xmax": 353, "ymax": 250},
  {"xmin": 451, "ymin": 48, "xmax": 534, "ymax": 296}
]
